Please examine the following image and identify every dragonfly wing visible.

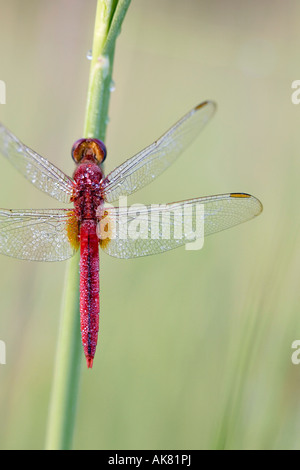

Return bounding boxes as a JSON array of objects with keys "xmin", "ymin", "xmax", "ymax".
[
  {"xmin": 98, "ymin": 193, "xmax": 262, "ymax": 259},
  {"xmin": 101, "ymin": 101, "xmax": 216, "ymax": 203},
  {"xmin": 0, "ymin": 208, "xmax": 79, "ymax": 261},
  {"xmin": 0, "ymin": 123, "xmax": 74, "ymax": 203}
]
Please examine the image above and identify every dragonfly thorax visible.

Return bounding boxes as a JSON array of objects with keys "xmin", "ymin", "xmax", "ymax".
[
  {"xmin": 72, "ymin": 163, "xmax": 104, "ymax": 220},
  {"xmin": 73, "ymin": 163, "xmax": 104, "ymax": 188}
]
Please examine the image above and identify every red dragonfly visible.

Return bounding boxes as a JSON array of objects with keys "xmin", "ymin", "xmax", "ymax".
[{"xmin": 0, "ymin": 101, "xmax": 262, "ymax": 368}]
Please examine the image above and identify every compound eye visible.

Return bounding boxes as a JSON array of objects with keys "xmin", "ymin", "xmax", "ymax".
[
  {"xmin": 93, "ymin": 139, "xmax": 107, "ymax": 164},
  {"xmin": 71, "ymin": 138, "xmax": 107, "ymax": 164},
  {"xmin": 71, "ymin": 139, "xmax": 86, "ymax": 163}
]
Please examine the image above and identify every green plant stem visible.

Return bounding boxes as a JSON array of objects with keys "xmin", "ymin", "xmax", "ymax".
[
  {"xmin": 83, "ymin": 0, "xmax": 131, "ymax": 141},
  {"xmin": 45, "ymin": 252, "xmax": 81, "ymax": 450},
  {"xmin": 45, "ymin": 0, "xmax": 131, "ymax": 450}
]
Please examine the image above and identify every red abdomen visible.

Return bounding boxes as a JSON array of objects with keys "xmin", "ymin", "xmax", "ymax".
[
  {"xmin": 72, "ymin": 161, "xmax": 104, "ymax": 368},
  {"xmin": 80, "ymin": 219, "xmax": 100, "ymax": 368}
]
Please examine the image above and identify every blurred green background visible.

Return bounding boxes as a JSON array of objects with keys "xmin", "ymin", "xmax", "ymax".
[{"xmin": 0, "ymin": 0, "xmax": 300, "ymax": 450}]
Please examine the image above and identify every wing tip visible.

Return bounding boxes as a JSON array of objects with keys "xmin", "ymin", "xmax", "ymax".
[
  {"xmin": 195, "ymin": 100, "xmax": 217, "ymax": 113},
  {"xmin": 230, "ymin": 192, "xmax": 252, "ymax": 198},
  {"xmin": 230, "ymin": 192, "xmax": 263, "ymax": 216}
]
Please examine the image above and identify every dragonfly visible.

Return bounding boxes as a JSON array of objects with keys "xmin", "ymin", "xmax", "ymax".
[{"xmin": 0, "ymin": 101, "xmax": 262, "ymax": 368}]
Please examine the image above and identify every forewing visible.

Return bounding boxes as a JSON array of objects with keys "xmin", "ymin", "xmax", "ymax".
[
  {"xmin": 101, "ymin": 101, "xmax": 216, "ymax": 203},
  {"xmin": 0, "ymin": 123, "xmax": 74, "ymax": 203},
  {"xmin": 98, "ymin": 193, "xmax": 262, "ymax": 259},
  {"xmin": 0, "ymin": 208, "xmax": 79, "ymax": 261}
]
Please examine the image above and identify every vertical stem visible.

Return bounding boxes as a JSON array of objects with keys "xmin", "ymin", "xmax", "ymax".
[
  {"xmin": 45, "ymin": 253, "xmax": 81, "ymax": 450},
  {"xmin": 84, "ymin": 0, "xmax": 116, "ymax": 141},
  {"xmin": 45, "ymin": 0, "xmax": 131, "ymax": 450}
]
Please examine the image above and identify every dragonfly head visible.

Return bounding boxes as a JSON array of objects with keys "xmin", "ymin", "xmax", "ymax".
[{"xmin": 71, "ymin": 138, "xmax": 107, "ymax": 165}]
